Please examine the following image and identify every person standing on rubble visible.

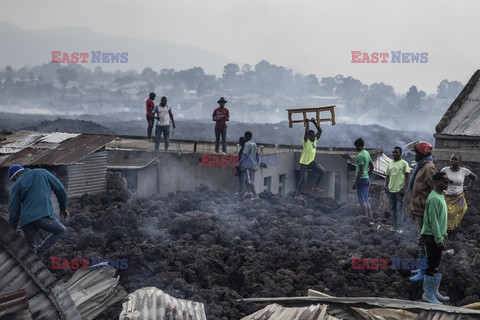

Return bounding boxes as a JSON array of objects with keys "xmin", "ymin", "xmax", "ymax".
[
  {"xmin": 352, "ymin": 138, "xmax": 374, "ymax": 222},
  {"xmin": 385, "ymin": 146, "xmax": 411, "ymax": 234},
  {"xmin": 420, "ymin": 171, "xmax": 451, "ymax": 305},
  {"xmin": 440, "ymin": 154, "xmax": 477, "ymax": 242},
  {"xmin": 407, "ymin": 141, "xmax": 436, "ymax": 282},
  {"xmin": 146, "ymin": 92, "xmax": 156, "ymax": 141},
  {"xmin": 212, "ymin": 97, "xmax": 229, "ymax": 154},
  {"xmin": 235, "ymin": 136, "xmax": 247, "ymax": 196},
  {"xmin": 7, "ymin": 164, "xmax": 69, "ymax": 258},
  {"xmin": 241, "ymin": 131, "xmax": 259, "ymax": 200},
  {"xmin": 153, "ymin": 96, "xmax": 176, "ymax": 152},
  {"xmin": 295, "ymin": 119, "xmax": 325, "ymax": 201}
]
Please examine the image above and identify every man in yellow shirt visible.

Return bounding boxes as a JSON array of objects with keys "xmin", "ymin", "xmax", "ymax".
[{"xmin": 295, "ymin": 119, "xmax": 325, "ymax": 200}]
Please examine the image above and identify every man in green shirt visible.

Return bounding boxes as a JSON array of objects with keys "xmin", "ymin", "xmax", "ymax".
[
  {"xmin": 353, "ymin": 138, "xmax": 374, "ymax": 222},
  {"xmin": 385, "ymin": 146, "xmax": 411, "ymax": 233},
  {"xmin": 420, "ymin": 171, "xmax": 451, "ymax": 305},
  {"xmin": 295, "ymin": 119, "xmax": 325, "ymax": 200}
]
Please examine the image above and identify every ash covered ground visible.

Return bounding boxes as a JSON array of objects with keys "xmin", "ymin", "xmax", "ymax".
[{"xmin": 5, "ymin": 186, "xmax": 480, "ymax": 319}]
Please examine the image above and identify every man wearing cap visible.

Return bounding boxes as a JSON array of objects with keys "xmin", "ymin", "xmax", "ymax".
[
  {"xmin": 420, "ymin": 171, "xmax": 451, "ymax": 304},
  {"xmin": 407, "ymin": 141, "xmax": 436, "ymax": 282},
  {"xmin": 8, "ymin": 164, "xmax": 69, "ymax": 258},
  {"xmin": 212, "ymin": 97, "xmax": 230, "ymax": 154}
]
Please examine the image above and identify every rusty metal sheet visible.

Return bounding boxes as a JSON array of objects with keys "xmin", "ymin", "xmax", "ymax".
[
  {"xmin": 0, "ymin": 289, "xmax": 31, "ymax": 319},
  {"xmin": 0, "ymin": 134, "xmax": 114, "ymax": 167}
]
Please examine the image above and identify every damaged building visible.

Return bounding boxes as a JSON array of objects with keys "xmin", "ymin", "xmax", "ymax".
[
  {"xmin": 0, "ymin": 131, "xmax": 114, "ymax": 203},
  {"xmin": 106, "ymin": 137, "xmax": 385, "ymax": 204}
]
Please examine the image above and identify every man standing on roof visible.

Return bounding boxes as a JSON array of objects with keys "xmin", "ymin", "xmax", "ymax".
[
  {"xmin": 7, "ymin": 164, "xmax": 69, "ymax": 258},
  {"xmin": 212, "ymin": 97, "xmax": 229, "ymax": 154},
  {"xmin": 241, "ymin": 131, "xmax": 259, "ymax": 200},
  {"xmin": 353, "ymin": 138, "xmax": 374, "ymax": 222},
  {"xmin": 153, "ymin": 96, "xmax": 176, "ymax": 152},
  {"xmin": 385, "ymin": 146, "xmax": 411, "ymax": 234},
  {"xmin": 146, "ymin": 92, "xmax": 156, "ymax": 141},
  {"xmin": 295, "ymin": 119, "xmax": 325, "ymax": 201},
  {"xmin": 408, "ymin": 141, "xmax": 436, "ymax": 282}
]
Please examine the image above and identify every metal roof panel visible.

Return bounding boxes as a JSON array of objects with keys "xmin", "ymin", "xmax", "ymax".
[
  {"xmin": 119, "ymin": 287, "xmax": 207, "ymax": 320},
  {"xmin": 0, "ymin": 133, "xmax": 114, "ymax": 167}
]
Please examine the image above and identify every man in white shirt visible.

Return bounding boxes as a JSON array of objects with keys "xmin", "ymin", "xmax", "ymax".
[
  {"xmin": 241, "ymin": 131, "xmax": 259, "ymax": 200},
  {"xmin": 153, "ymin": 96, "xmax": 176, "ymax": 151}
]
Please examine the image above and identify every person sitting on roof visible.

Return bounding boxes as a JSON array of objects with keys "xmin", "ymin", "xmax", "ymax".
[{"xmin": 8, "ymin": 164, "xmax": 69, "ymax": 259}]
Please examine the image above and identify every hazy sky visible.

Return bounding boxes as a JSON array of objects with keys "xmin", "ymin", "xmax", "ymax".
[{"xmin": 1, "ymin": 0, "xmax": 479, "ymax": 93}]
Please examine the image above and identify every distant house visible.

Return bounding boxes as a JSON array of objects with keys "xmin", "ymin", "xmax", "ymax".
[
  {"xmin": 434, "ymin": 70, "xmax": 480, "ymax": 167},
  {"xmin": 0, "ymin": 131, "xmax": 114, "ymax": 203}
]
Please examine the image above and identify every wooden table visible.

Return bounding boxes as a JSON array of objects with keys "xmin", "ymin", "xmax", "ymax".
[{"xmin": 286, "ymin": 106, "xmax": 336, "ymax": 128}]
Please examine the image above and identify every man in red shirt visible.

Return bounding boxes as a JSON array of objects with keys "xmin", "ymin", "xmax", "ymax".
[
  {"xmin": 212, "ymin": 97, "xmax": 230, "ymax": 153},
  {"xmin": 146, "ymin": 92, "xmax": 156, "ymax": 140}
]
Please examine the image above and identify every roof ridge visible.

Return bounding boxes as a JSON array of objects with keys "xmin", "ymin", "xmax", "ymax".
[{"xmin": 435, "ymin": 69, "xmax": 480, "ymax": 134}]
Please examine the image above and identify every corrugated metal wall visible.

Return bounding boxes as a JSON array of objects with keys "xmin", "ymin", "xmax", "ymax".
[
  {"xmin": 0, "ymin": 218, "xmax": 83, "ymax": 320},
  {"xmin": 68, "ymin": 151, "xmax": 107, "ymax": 197}
]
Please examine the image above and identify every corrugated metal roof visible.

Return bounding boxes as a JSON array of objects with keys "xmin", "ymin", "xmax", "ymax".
[
  {"xmin": 0, "ymin": 218, "xmax": 83, "ymax": 320},
  {"xmin": 373, "ymin": 153, "xmax": 395, "ymax": 176},
  {"xmin": 0, "ymin": 132, "xmax": 45, "ymax": 154},
  {"xmin": 66, "ymin": 264, "xmax": 128, "ymax": 320},
  {"xmin": 441, "ymin": 97, "xmax": 480, "ymax": 136},
  {"xmin": 242, "ymin": 303, "xmax": 340, "ymax": 320},
  {"xmin": 0, "ymin": 132, "xmax": 114, "ymax": 167},
  {"xmin": 119, "ymin": 287, "xmax": 207, "ymax": 320},
  {"xmin": 39, "ymin": 132, "xmax": 79, "ymax": 144},
  {"xmin": 437, "ymin": 70, "xmax": 480, "ymax": 136},
  {"xmin": 241, "ymin": 296, "xmax": 480, "ymax": 317},
  {"xmin": 415, "ymin": 311, "xmax": 476, "ymax": 320},
  {"xmin": 0, "ymin": 289, "xmax": 32, "ymax": 320}
]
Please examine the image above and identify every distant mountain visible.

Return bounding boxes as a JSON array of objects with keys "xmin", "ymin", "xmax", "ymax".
[
  {"xmin": 0, "ymin": 21, "xmax": 236, "ymax": 75},
  {"xmin": 24, "ymin": 118, "xmax": 112, "ymax": 135}
]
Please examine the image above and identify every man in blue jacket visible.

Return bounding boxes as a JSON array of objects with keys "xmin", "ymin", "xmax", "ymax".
[{"xmin": 8, "ymin": 164, "xmax": 69, "ymax": 258}]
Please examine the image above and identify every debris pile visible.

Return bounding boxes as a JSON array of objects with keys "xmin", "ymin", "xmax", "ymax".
[{"xmin": 6, "ymin": 185, "xmax": 480, "ymax": 319}]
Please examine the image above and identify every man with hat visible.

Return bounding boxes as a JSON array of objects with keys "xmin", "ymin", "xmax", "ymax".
[
  {"xmin": 8, "ymin": 164, "xmax": 69, "ymax": 258},
  {"xmin": 212, "ymin": 97, "xmax": 230, "ymax": 154},
  {"xmin": 408, "ymin": 141, "xmax": 436, "ymax": 282},
  {"xmin": 420, "ymin": 171, "xmax": 451, "ymax": 304}
]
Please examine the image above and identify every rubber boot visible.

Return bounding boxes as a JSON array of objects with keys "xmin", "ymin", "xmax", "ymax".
[
  {"xmin": 410, "ymin": 253, "xmax": 425, "ymax": 275},
  {"xmin": 422, "ymin": 275, "xmax": 442, "ymax": 304},
  {"xmin": 433, "ymin": 273, "xmax": 450, "ymax": 301},
  {"xmin": 409, "ymin": 254, "xmax": 426, "ymax": 281}
]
